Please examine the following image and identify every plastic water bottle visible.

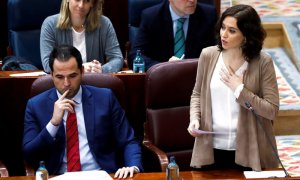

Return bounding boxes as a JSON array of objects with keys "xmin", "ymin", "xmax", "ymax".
[
  {"xmin": 36, "ymin": 161, "xmax": 48, "ymax": 180},
  {"xmin": 166, "ymin": 156, "xmax": 179, "ymax": 180},
  {"xmin": 133, "ymin": 49, "xmax": 145, "ymax": 73}
]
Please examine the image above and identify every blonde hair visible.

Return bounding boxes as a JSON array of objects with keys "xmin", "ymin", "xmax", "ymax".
[{"xmin": 57, "ymin": 0, "xmax": 104, "ymax": 32}]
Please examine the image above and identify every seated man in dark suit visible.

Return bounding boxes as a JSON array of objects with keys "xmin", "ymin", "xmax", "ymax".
[
  {"xmin": 23, "ymin": 44, "xmax": 142, "ymax": 178},
  {"xmin": 129, "ymin": 0, "xmax": 217, "ymax": 71}
]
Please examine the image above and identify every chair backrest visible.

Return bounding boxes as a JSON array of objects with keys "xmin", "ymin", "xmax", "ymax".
[
  {"xmin": 144, "ymin": 59, "xmax": 198, "ymax": 171},
  {"xmin": 30, "ymin": 73, "xmax": 126, "ymax": 110},
  {"xmin": 7, "ymin": 0, "xmax": 61, "ymax": 69}
]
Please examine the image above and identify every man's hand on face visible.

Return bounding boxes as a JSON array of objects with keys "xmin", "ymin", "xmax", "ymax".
[{"xmin": 50, "ymin": 89, "xmax": 76, "ymax": 126}]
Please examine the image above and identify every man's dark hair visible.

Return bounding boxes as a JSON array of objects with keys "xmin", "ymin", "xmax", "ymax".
[{"xmin": 49, "ymin": 44, "xmax": 83, "ymax": 72}]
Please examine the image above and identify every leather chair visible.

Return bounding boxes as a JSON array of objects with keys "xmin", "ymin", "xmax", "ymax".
[
  {"xmin": 25, "ymin": 73, "xmax": 126, "ymax": 175},
  {"xmin": 0, "ymin": 161, "xmax": 9, "ymax": 177},
  {"xmin": 143, "ymin": 59, "xmax": 198, "ymax": 172},
  {"xmin": 7, "ymin": 0, "xmax": 61, "ymax": 69}
]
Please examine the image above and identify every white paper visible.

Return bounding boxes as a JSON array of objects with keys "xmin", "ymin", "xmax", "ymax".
[
  {"xmin": 9, "ymin": 71, "xmax": 47, "ymax": 77},
  {"xmin": 49, "ymin": 170, "xmax": 112, "ymax": 180},
  {"xmin": 244, "ymin": 170, "xmax": 286, "ymax": 178},
  {"xmin": 192, "ymin": 129, "xmax": 228, "ymax": 135},
  {"xmin": 117, "ymin": 70, "xmax": 134, "ymax": 73}
]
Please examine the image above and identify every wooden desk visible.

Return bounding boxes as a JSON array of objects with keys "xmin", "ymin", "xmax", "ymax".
[
  {"xmin": 0, "ymin": 71, "xmax": 146, "ymax": 176},
  {"xmin": 0, "ymin": 171, "xmax": 299, "ymax": 180}
]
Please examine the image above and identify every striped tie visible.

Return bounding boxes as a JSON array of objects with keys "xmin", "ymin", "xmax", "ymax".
[
  {"xmin": 174, "ymin": 18, "xmax": 186, "ymax": 58},
  {"xmin": 66, "ymin": 107, "xmax": 81, "ymax": 172}
]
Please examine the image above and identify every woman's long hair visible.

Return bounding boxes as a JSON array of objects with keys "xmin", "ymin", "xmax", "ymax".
[
  {"xmin": 57, "ymin": 0, "xmax": 104, "ymax": 32},
  {"xmin": 215, "ymin": 4, "xmax": 266, "ymax": 61}
]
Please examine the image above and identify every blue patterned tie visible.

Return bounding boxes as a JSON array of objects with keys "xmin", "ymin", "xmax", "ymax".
[{"xmin": 174, "ymin": 18, "xmax": 186, "ymax": 58}]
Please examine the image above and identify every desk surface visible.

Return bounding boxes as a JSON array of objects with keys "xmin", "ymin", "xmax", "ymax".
[
  {"xmin": 0, "ymin": 70, "xmax": 145, "ymax": 78},
  {"xmin": 0, "ymin": 171, "xmax": 299, "ymax": 180},
  {"xmin": 0, "ymin": 70, "xmax": 42, "ymax": 78}
]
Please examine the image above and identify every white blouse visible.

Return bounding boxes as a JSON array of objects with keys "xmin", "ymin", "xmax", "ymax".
[
  {"xmin": 72, "ymin": 28, "xmax": 87, "ymax": 63},
  {"xmin": 210, "ymin": 52, "xmax": 248, "ymax": 150}
]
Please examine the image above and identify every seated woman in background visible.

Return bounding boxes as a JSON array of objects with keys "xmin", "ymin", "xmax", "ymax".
[
  {"xmin": 40, "ymin": 0, "xmax": 123, "ymax": 73},
  {"xmin": 188, "ymin": 4, "xmax": 279, "ymax": 171}
]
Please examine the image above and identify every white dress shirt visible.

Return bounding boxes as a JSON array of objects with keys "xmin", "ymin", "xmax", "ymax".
[
  {"xmin": 210, "ymin": 52, "xmax": 248, "ymax": 150},
  {"xmin": 46, "ymin": 86, "xmax": 100, "ymax": 173}
]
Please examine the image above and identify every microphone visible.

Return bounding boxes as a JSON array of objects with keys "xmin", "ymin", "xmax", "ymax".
[{"xmin": 245, "ymin": 102, "xmax": 290, "ymax": 177}]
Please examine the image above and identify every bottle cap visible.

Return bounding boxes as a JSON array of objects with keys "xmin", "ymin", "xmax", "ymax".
[
  {"xmin": 170, "ymin": 156, "xmax": 175, "ymax": 162},
  {"xmin": 39, "ymin": 161, "xmax": 45, "ymax": 166}
]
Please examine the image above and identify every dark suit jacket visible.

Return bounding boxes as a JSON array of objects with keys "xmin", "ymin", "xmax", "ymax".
[
  {"xmin": 129, "ymin": 0, "xmax": 217, "ymax": 70},
  {"xmin": 23, "ymin": 85, "xmax": 143, "ymax": 174}
]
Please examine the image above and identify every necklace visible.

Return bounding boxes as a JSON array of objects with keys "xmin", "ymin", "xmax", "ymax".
[{"xmin": 72, "ymin": 24, "xmax": 84, "ymax": 32}]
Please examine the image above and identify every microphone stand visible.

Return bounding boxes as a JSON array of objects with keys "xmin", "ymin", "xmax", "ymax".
[{"xmin": 245, "ymin": 102, "xmax": 290, "ymax": 178}]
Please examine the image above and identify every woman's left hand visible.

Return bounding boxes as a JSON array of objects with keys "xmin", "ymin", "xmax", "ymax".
[
  {"xmin": 187, "ymin": 120, "xmax": 200, "ymax": 137},
  {"xmin": 90, "ymin": 60, "xmax": 102, "ymax": 73},
  {"xmin": 220, "ymin": 66, "xmax": 244, "ymax": 91},
  {"xmin": 83, "ymin": 60, "xmax": 102, "ymax": 73}
]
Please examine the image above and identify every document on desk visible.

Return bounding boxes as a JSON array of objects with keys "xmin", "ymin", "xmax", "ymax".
[
  {"xmin": 117, "ymin": 70, "xmax": 134, "ymax": 73},
  {"xmin": 49, "ymin": 170, "xmax": 112, "ymax": 180},
  {"xmin": 192, "ymin": 129, "xmax": 228, "ymax": 136},
  {"xmin": 9, "ymin": 71, "xmax": 47, "ymax": 77},
  {"xmin": 244, "ymin": 170, "xmax": 286, "ymax": 178}
]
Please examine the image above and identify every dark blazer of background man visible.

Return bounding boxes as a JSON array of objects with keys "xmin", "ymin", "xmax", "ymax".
[{"xmin": 129, "ymin": 0, "xmax": 217, "ymax": 70}]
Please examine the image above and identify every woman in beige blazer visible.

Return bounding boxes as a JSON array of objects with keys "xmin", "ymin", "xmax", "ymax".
[{"xmin": 188, "ymin": 4, "xmax": 279, "ymax": 171}]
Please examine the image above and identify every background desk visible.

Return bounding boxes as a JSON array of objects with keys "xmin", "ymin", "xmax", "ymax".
[
  {"xmin": 0, "ymin": 171, "xmax": 299, "ymax": 180},
  {"xmin": 0, "ymin": 71, "xmax": 146, "ymax": 176}
]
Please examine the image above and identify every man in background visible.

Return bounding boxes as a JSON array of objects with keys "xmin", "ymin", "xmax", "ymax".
[{"xmin": 129, "ymin": 0, "xmax": 217, "ymax": 70}]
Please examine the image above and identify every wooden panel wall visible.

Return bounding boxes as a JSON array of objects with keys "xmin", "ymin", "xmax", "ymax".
[{"xmin": 103, "ymin": 0, "xmax": 128, "ymax": 55}]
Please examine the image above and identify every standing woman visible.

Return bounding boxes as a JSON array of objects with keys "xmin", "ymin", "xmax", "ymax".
[
  {"xmin": 187, "ymin": 4, "xmax": 279, "ymax": 171},
  {"xmin": 40, "ymin": 0, "xmax": 123, "ymax": 73}
]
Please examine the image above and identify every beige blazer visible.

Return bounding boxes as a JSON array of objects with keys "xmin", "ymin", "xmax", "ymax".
[{"xmin": 190, "ymin": 46, "xmax": 279, "ymax": 171}]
